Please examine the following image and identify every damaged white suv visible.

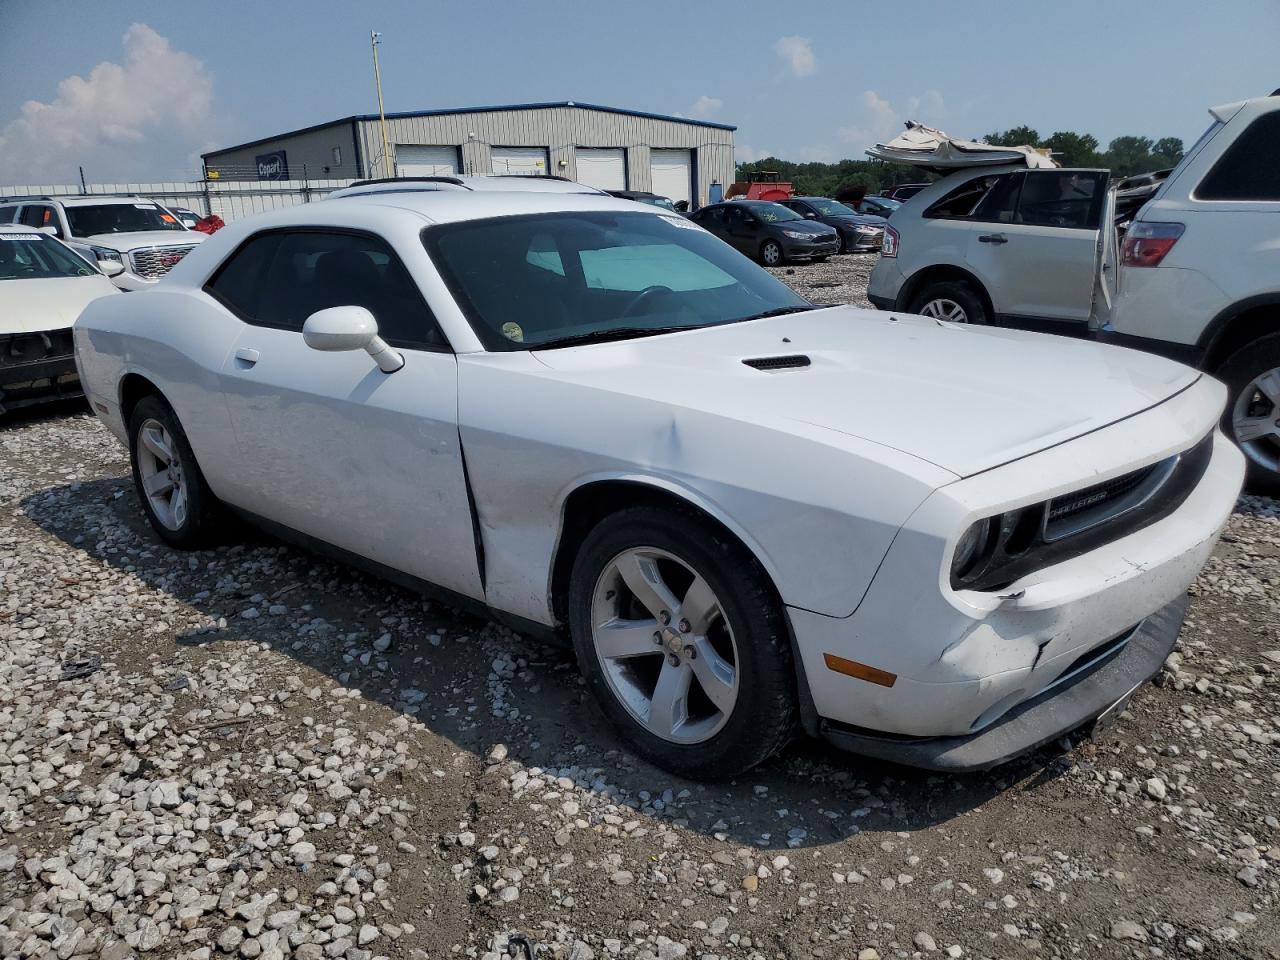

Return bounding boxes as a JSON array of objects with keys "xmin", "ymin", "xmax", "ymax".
[{"xmin": 74, "ymin": 188, "xmax": 1243, "ymax": 778}]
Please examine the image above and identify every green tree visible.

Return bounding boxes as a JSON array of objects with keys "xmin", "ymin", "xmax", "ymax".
[
  {"xmin": 1102, "ymin": 136, "xmax": 1155, "ymax": 177},
  {"xmin": 983, "ymin": 126, "xmax": 1042, "ymax": 147},
  {"xmin": 1151, "ymin": 137, "xmax": 1185, "ymax": 168},
  {"xmin": 1043, "ymin": 131, "xmax": 1100, "ymax": 167}
]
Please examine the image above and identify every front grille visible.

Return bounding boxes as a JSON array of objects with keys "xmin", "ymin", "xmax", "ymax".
[
  {"xmin": 1044, "ymin": 458, "xmax": 1168, "ymax": 542},
  {"xmin": 130, "ymin": 244, "xmax": 197, "ymax": 280},
  {"xmin": 1, "ymin": 329, "xmax": 75, "ymax": 369}
]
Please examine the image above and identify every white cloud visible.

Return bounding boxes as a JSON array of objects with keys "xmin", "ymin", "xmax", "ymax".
[
  {"xmin": 0, "ymin": 24, "xmax": 214, "ymax": 184},
  {"xmin": 690, "ymin": 95, "xmax": 723, "ymax": 118},
  {"xmin": 838, "ymin": 89, "xmax": 946, "ymax": 153},
  {"xmin": 774, "ymin": 36, "xmax": 817, "ymax": 77}
]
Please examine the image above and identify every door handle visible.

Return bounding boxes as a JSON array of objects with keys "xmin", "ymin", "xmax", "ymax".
[
  {"xmin": 234, "ymin": 347, "xmax": 260, "ymax": 365},
  {"xmin": 978, "ymin": 234, "xmax": 1008, "ymax": 244}
]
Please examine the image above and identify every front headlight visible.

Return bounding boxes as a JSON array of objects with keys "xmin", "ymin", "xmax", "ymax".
[
  {"xmin": 781, "ymin": 229, "xmax": 810, "ymax": 239},
  {"xmin": 89, "ymin": 245, "xmax": 124, "ymax": 264},
  {"xmin": 950, "ymin": 507, "xmax": 1045, "ymax": 590}
]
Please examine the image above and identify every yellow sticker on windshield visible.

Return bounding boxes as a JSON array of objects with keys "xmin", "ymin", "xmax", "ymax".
[{"xmin": 502, "ymin": 322, "xmax": 524, "ymax": 342}]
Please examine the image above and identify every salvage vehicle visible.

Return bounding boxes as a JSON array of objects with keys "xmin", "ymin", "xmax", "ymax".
[
  {"xmin": 866, "ymin": 165, "xmax": 1111, "ymax": 331},
  {"xmin": 0, "ymin": 225, "xmax": 119, "ymax": 414},
  {"xmin": 778, "ymin": 196, "xmax": 887, "ymax": 253},
  {"xmin": 0, "ymin": 196, "xmax": 204, "ymax": 291},
  {"xmin": 74, "ymin": 187, "xmax": 1243, "ymax": 778},
  {"xmin": 691, "ymin": 200, "xmax": 840, "ymax": 265}
]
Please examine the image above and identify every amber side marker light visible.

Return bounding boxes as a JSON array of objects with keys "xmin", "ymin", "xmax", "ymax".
[{"xmin": 823, "ymin": 653, "xmax": 897, "ymax": 687}]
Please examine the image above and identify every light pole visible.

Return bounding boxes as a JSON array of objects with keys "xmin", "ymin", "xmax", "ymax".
[{"xmin": 371, "ymin": 31, "xmax": 394, "ymax": 179}]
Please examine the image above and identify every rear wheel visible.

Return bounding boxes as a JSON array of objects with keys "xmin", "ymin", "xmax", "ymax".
[
  {"xmin": 1217, "ymin": 333, "xmax": 1280, "ymax": 494},
  {"xmin": 128, "ymin": 395, "xmax": 223, "ymax": 548},
  {"xmin": 760, "ymin": 240, "xmax": 784, "ymax": 267},
  {"xmin": 568, "ymin": 506, "xmax": 797, "ymax": 780},
  {"xmin": 908, "ymin": 280, "xmax": 988, "ymax": 325}
]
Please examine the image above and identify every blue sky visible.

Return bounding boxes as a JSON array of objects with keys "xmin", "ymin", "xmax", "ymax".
[{"xmin": 1, "ymin": 0, "xmax": 1277, "ymax": 184}]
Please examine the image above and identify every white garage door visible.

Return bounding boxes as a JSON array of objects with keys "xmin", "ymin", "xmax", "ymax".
[
  {"xmin": 575, "ymin": 148, "xmax": 626, "ymax": 191},
  {"xmin": 649, "ymin": 149, "xmax": 692, "ymax": 207},
  {"xmin": 395, "ymin": 145, "xmax": 459, "ymax": 177},
  {"xmin": 491, "ymin": 146, "xmax": 549, "ymax": 176}
]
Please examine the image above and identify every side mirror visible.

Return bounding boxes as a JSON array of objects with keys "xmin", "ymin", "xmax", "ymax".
[
  {"xmin": 302, "ymin": 306, "xmax": 404, "ymax": 373},
  {"xmin": 99, "ymin": 259, "xmax": 125, "ymax": 278}
]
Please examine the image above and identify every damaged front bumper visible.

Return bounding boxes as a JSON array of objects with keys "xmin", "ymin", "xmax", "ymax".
[
  {"xmin": 0, "ymin": 328, "xmax": 82, "ymax": 414},
  {"xmin": 819, "ymin": 595, "xmax": 1185, "ymax": 771}
]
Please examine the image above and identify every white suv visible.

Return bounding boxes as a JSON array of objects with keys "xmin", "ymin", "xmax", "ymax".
[
  {"xmin": 867, "ymin": 166, "xmax": 1111, "ymax": 334},
  {"xmin": 1098, "ymin": 94, "xmax": 1280, "ymax": 491},
  {"xmin": 0, "ymin": 196, "xmax": 204, "ymax": 291}
]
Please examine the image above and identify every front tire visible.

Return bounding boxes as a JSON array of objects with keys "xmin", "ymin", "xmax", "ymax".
[
  {"xmin": 128, "ymin": 394, "xmax": 223, "ymax": 548},
  {"xmin": 760, "ymin": 240, "xmax": 784, "ymax": 267},
  {"xmin": 568, "ymin": 506, "xmax": 797, "ymax": 780},
  {"xmin": 1217, "ymin": 333, "xmax": 1280, "ymax": 494},
  {"xmin": 908, "ymin": 280, "xmax": 988, "ymax": 325}
]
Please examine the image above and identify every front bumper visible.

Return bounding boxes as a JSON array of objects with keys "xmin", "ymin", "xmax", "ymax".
[
  {"xmin": 820, "ymin": 595, "xmax": 1185, "ymax": 771},
  {"xmin": 782, "ymin": 236, "xmax": 840, "ymax": 259},
  {"xmin": 0, "ymin": 329, "xmax": 82, "ymax": 413}
]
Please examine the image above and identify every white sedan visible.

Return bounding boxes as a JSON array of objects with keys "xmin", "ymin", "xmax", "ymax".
[
  {"xmin": 73, "ymin": 184, "xmax": 1245, "ymax": 778},
  {"xmin": 1, "ymin": 225, "xmax": 120, "ymax": 414}
]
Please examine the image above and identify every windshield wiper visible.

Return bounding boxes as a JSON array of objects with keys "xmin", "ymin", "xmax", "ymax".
[
  {"xmin": 532, "ymin": 325, "xmax": 700, "ymax": 350},
  {"xmin": 737, "ymin": 305, "xmax": 819, "ymax": 323}
]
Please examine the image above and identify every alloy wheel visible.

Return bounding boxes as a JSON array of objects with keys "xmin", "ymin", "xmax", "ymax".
[
  {"xmin": 1231, "ymin": 367, "xmax": 1280, "ymax": 474},
  {"xmin": 918, "ymin": 298, "xmax": 969, "ymax": 323},
  {"xmin": 590, "ymin": 547, "xmax": 739, "ymax": 744},
  {"xmin": 136, "ymin": 418, "xmax": 189, "ymax": 531}
]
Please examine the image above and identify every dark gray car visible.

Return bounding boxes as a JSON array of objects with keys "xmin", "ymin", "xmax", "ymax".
[
  {"xmin": 691, "ymin": 201, "xmax": 839, "ymax": 266},
  {"xmin": 780, "ymin": 196, "xmax": 888, "ymax": 253}
]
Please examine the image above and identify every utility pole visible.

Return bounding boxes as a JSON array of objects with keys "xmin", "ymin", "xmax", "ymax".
[{"xmin": 371, "ymin": 31, "xmax": 394, "ymax": 179}]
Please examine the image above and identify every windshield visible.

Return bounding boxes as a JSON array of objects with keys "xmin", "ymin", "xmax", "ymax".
[
  {"xmin": 808, "ymin": 199, "xmax": 855, "ymax": 217},
  {"xmin": 65, "ymin": 202, "xmax": 187, "ymax": 238},
  {"xmin": 0, "ymin": 233, "xmax": 100, "ymax": 281},
  {"xmin": 865, "ymin": 197, "xmax": 901, "ymax": 211},
  {"xmin": 424, "ymin": 211, "xmax": 811, "ymax": 350},
  {"xmin": 742, "ymin": 202, "xmax": 802, "ymax": 222}
]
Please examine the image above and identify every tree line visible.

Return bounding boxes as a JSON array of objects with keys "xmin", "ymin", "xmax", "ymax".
[{"xmin": 734, "ymin": 129, "xmax": 1186, "ymax": 198}]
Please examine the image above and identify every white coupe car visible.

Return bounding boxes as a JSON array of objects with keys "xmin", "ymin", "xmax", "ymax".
[
  {"xmin": 74, "ymin": 183, "xmax": 1244, "ymax": 778},
  {"xmin": 1, "ymin": 225, "xmax": 119, "ymax": 414}
]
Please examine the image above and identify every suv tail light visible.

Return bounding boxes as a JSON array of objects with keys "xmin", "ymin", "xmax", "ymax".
[
  {"xmin": 1121, "ymin": 222, "xmax": 1184, "ymax": 267},
  {"xmin": 881, "ymin": 224, "xmax": 899, "ymax": 257}
]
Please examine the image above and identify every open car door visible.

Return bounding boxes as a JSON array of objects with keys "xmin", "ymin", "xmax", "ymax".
[{"xmin": 1090, "ymin": 183, "xmax": 1118, "ymax": 333}]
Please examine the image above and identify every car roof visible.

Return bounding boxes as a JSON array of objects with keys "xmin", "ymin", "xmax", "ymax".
[
  {"xmin": 327, "ymin": 175, "xmax": 605, "ymax": 201},
  {"xmin": 57, "ymin": 196, "xmax": 162, "ymax": 207}
]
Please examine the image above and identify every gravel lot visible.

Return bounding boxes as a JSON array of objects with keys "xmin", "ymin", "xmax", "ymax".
[{"xmin": 2, "ymin": 255, "xmax": 1279, "ymax": 960}]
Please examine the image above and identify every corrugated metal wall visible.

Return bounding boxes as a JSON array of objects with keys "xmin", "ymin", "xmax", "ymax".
[
  {"xmin": 204, "ymin": 124, "xmax": 361, "ymax": 181},
  {"xmin": 351, "ymin": 106, "xmax": 734, "ymax": 206}
]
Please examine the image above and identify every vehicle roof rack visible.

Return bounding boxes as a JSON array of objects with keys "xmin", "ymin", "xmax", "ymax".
[{"xmin": 346, "ymin": 176, "xmax": 469, "ymax": 189}]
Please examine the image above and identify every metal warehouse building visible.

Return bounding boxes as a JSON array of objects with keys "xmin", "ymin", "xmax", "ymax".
[{"xmin": 201, "ymin": 101, "xmax": 736, "ymax": 208}]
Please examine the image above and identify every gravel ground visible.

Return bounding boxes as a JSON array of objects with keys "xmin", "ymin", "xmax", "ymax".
[{"xmin": 2, "ymin": 261, "xmax": 1279, "ymax": 960}]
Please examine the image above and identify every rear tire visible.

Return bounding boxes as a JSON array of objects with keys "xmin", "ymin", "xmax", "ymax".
[
  {"xmin": 568, "ymin": 506, "xmax": 797, "ymax": 780},
  {"xmin": 908, "ymin": 280, "xmax": 988, "ymax": 325},
  {"xmin": 1216, "ymin": 333, "xmax": 1280, "ymax": 495},
  {"xmin": 760, "ymin": 240, "xmax": 784, "ymax": 267},
  {"xmin": 127, "ymin": 394, "xmax": 223, "ymax": 549}
]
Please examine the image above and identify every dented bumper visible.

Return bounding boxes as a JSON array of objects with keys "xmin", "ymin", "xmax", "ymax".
[{"xmin": 0, "ymin": 328, "xmax": 82, "ymax": 414}]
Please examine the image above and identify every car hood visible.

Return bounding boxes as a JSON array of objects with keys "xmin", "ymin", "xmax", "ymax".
[
  {"xmin": 81, "ymin": 231, "xmax": 204, "ymax": 252},
  {"xmin": 531, "ymin": 306, "xmax": 1200, "ymax": 478},
  {"xmin": 0, "ymin": 275, "xmax": 120, "ymax": 333}
]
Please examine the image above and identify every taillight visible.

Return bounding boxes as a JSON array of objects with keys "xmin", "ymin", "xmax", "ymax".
[
  {"xmin": 1121, "ymin": 222, "xmax": 1184, "ymax": 267},
  {"xmin": 881, "ymin": 224, "xmax": 899, "ymax": 257}
]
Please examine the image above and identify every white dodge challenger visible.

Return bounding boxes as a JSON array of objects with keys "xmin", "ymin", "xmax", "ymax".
[{"xmin": 73, "ymin": 179, "xmax": 1245, "ymax": 779}]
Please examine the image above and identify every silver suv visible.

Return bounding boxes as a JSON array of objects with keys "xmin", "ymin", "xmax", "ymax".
[{"xmin": 0, "ymin": 196, "xmax": 204, "ymax": 291}]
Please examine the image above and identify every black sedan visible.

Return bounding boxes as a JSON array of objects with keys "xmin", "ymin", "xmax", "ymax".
[
  {"xmin": 690, "ymin": 201, "xmax": 839, "ymax": 266},
  {"xmin": 778, "ymin": 196, "xmax": 888, "ymax": 253}
]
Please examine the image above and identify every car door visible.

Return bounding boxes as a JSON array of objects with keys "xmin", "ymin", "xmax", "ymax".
[
  {"xmin": 206, "ymin": 228, "xmax": 484, "ymax": 601},
  {"xmin": 965, "ymin": 169, "xmax": 1110, "ymax": 325},
  {"xmin": 723, "ymin": 205, "xmax": 761, "ymax": 255}
]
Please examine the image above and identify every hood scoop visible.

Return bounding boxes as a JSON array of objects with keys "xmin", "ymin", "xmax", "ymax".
[{"xmin": 742, "ymin": 354, "xmax": 811, "ymax": 371}]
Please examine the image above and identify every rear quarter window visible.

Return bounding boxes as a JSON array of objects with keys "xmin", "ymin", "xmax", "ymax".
[{"xmin": 1196, "ymin": 112, "xmax": 1280, "ymax": 201}]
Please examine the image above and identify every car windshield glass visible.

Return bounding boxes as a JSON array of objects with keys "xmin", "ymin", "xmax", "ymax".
[
  {"xmin": 65, "ymin": 203, "xmax": 187, "ymax": 237},
  {"xmin": 424, "ymin": 211, "xmax": 812, "ymax": 351},
  {"xmin": 742, "ymin": 202, "xmax": 802, "ymax": 222},
  {"xmin": 809, "ymin": 199, "xmax": 854, "ymax": 217},
  {"xmin": 635, "ymin": 195, "xmax": 676, "ymax": 210},
  {"xmin": 0, "ymin": 233, "xmax": 99, "ymax": 280}
]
